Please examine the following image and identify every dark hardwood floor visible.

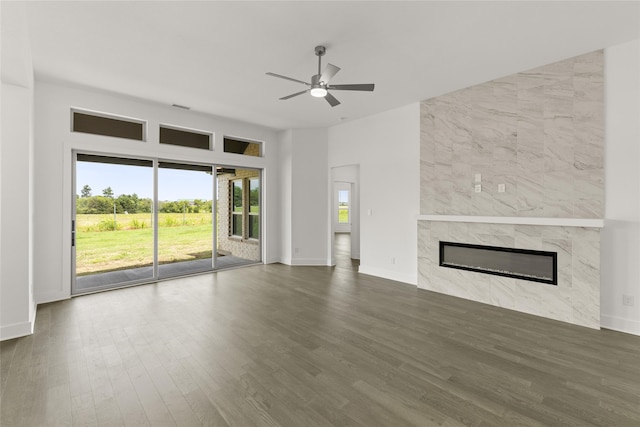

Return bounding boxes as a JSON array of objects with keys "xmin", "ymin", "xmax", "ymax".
[
  {"xmin": 334, "ymin": 233, "xmax": 359, "ymax": 272},
  {"xmin": 1, "ymin": 257, "xmax": 639, "ymax": 426}
]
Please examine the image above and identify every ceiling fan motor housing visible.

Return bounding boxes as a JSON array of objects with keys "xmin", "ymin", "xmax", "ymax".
[
  {"xmin": 311, "ymin": 74, "xmax": 325, "ymax": 89},
  {"xmin": 314, "ymin": 45, "xmax": 326, "ymax": 57}
]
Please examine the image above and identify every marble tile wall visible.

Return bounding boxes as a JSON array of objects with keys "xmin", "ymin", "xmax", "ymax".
[
  {"xmin": 418, "ymin": 221, "xmax": 600, "ymax": 329},
  {"xmin": 418, "ymin": 51, "xmax": 604, "ymax": 328},
  {"xmin": 420, "ymin": 50, "xmax": 604, "ymax": 218}
]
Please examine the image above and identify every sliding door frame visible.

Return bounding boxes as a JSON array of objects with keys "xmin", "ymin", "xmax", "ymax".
[
  {"xmin": 71, "ymin": 150, "xmax": 262, "ymax": 296},
  {"xmin": 71, "ymin": 151, "xmax": 157, "ymax": 295}
]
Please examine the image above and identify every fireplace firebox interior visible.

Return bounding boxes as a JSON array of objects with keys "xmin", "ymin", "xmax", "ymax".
[{"xmin": 439, "ymin": 241, "xmax": 557, "ymax": 285}]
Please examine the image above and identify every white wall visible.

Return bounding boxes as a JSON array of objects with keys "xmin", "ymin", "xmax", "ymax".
[
  {"xmin": 601, "ymin": 39, "xmax": 640, "ymax": 335},
  {"xmin": 328, "ymin": 104, "xmax": 420, "ymax": 284},
  {"xmin": 277, "ymin": 129, "xmax": 293, "ymax": 263},
  {"xmin": 0, "ymin": 2, "xmax": 37, "ymax": 340},
  {"xmin": 288, "ymin": 129, "xmax": 329, "ymax": 265},
  {"xmin": 33, "ymin": 80, "xmax": 280, "ymax": 304}
]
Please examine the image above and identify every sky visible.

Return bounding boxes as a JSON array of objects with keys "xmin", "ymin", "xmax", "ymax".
[{"xmin": 76, "ymin": 161, "xmax": 215, "ymax": 201}]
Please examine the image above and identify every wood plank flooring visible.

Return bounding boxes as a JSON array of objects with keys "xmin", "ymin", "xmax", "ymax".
[
  {"xmin": 333, "ymin": 233, "xmax": 360, "ymax": 271},
  {"xmin": 2, "ymin": 258, "xmax": 640, "ymax": 425}
]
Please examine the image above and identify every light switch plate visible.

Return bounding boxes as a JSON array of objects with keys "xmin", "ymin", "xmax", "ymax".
[
  {"xmin": 475, "ymin": 173, "xmax": 482, "ymax": 183},
  {"xmin": 498, "ymin": 183, "xmax": 506, "ymax": 193}
]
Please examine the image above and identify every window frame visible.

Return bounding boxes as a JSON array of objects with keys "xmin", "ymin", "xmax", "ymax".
[
  {"xmin": 230, "ymin": 179, "xmax": 244, "ymax": 238},
  {"xmin": 248, "ymin": 177, "xmax": 260, "ymax": 240},
  {"xmin": 337, "ymin": 189, "xmax": 350, "ymax": 224},
  {"xmin": 228, "ymin": 176, "xmax": 260, "ymax": 241}
]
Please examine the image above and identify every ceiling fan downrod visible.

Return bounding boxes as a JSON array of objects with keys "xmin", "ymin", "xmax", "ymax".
[{"xmin": 314, "ymin": 45, "xmax": 326, "ymax": 77}]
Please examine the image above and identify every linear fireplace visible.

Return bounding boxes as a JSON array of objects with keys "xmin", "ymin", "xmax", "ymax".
[{"xmin": 439, "ymin": 241, "xmax": 557, "ymax": 285}]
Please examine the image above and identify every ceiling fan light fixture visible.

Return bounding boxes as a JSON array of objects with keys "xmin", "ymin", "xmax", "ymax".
[{"xmin": 310, "ymin": 87, "xmax": 327, "ymax": 98}]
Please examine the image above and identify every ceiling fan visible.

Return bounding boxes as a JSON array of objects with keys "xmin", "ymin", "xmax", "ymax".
[{"xmin": 266, "ymin": 45, "xmax": 375, "ymax": 107}]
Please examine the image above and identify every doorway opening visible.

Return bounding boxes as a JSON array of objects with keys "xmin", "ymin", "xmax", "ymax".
[{"xmin": 331, "ymin": 165, "xmax": 360, "ymax": 271}]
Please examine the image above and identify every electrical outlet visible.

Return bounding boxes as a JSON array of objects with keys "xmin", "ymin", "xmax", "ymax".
[
  {"xmin": 623, "ymin": 294, "xmax": 634, "ymax": 306},
  {"xmin": 474, "ymin": 184, "xmax": 482, "ymax": 193},
  {"xmin": 498, "ymin": 183, "xmax": 506, "ymax": 193}
]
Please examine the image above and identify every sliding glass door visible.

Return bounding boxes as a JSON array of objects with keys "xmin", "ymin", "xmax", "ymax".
[
  {"xmin": 72, "ymin": 153, "xmax": 261, "ymax": 294},
  {"xmin": 158, "ymin": 162, "xmax": 214, "ymax": 278},
  {"xmin": 73, "ymin": 154, "xmax": 154, "ymax": 293}
]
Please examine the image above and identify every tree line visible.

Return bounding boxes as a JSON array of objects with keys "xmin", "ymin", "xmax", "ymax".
[{"xmin": 77, "ymin": 185, "xmax": 212, "ymax": 214}]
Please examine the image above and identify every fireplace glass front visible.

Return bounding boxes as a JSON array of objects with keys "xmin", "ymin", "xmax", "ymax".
[{"xmin": 439, "ymin": 241, "xmax": 557, "ymax": 285}]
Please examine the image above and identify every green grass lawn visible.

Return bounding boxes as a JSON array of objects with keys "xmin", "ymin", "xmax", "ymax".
[
  {"xmin": 76, "ymin": 212, "xmax": 213, "ymax": 231},
  {"xmin": 76, "ymin": 213, "xmax": 214, "ymax": 275},
  {"xmin": 338, "ymin": 207, "xmax": 349, "ymax": 223}
]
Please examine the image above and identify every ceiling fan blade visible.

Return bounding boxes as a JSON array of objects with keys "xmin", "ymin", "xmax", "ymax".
[
  {"xmin": 325, "ymin": 92, "xmax": 340, "ymax": 107},
  {"xmin": 279, "ymin": 89, "xmax": 309, "ymax": 100},
  {"xmin": 266, "ymin": 72, "xmax": 310, "ymax": 86},
  {"xmin": 320, "ymin": 63, "xmax": 340, "ymax": 84},
  {"xmin": 327, "ymin": 83, "xmax": 375, "ymax": 91}
]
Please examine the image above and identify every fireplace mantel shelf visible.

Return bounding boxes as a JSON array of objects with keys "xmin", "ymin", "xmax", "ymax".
[{"xmin": 417, "ymin": 215, "xmax": 604, "ymax": 228}]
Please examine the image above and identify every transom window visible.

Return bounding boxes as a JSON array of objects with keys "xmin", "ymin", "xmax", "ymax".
[
  {"xmin": 71, "ymin": 109, "xmax": 145, "ymax": 141},
  {"xmin": 159, "ymin": 125, "xmax": 212, "ymax": 150},
  {"xmin": 223, "ymin": 136, "xmax": 262, "ymax": 157}
]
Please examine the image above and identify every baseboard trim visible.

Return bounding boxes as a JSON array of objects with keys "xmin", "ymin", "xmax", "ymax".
[
  {"xmin": 358, "ymin": 265, "xmax": 417, "ymax": 286},
  {"xmin": 37, "ymin": 290, "xmax": 70, "ymax": 305},
  {"xmin": 288, "ymin": 258, "xmax": 329, "ymax": 266},
  {"xmin": 0, "ymin": 305, "xmax": 36, "ymax": 341},
  {"xmin": 601, "ymin": 314, "xmax": 640, "ymax": 336}
]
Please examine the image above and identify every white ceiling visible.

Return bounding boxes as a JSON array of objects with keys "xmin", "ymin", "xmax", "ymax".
[{"xmin": 24, "ymin": 1, "xmax": 640, "ymax": 130}]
